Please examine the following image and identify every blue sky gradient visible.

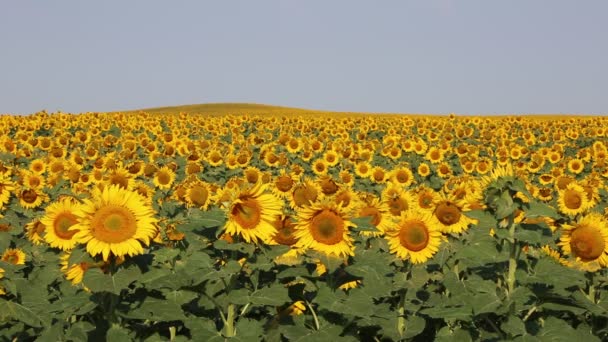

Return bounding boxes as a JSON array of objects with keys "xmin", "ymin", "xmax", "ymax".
[{"xmin": 1, "ymin": 1, "xmax": 607, "ymax": 115}]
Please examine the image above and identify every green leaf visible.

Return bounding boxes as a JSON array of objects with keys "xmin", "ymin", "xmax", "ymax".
[
  {"xmin": 525, "ymin": 201, "xmax": 560, "ymax": 219},
  {"xmin": 37, "ymin": 322, "xmax": 65, "ymax": 342},
  {"xmin": 126, "ymin": 297, "xmax": 186, "ymax": 322},
  {"xmin": 401, "ymin": 315, "xmax": 426, "ymax": 339},
  {"xmin": 66, "ymin": 321, "xmax": 96, "ymax": 342},
  {"xmin": 501, "ymin": 316, "xmax": 526, "ymax": 338},
  {"xmin": 249, "ymin": 284, "xmax": 290, "ymax": 306},
  {"xmin": 535, "ymin": 317, "xmax": 600, "ymax": 342},
  {"xmin": 0, "ymin": 298, "xmax": 43, "ymax": 328},
  {"xmin": 82, "ymin": 266, "xmax": 142, "ymax": 294},
  {"xmin": 435, "ymin": 326, "xmax": 472, "ymax": 342},
  {"xmin": 235, "ymin": 318, "xmax": 264, "ymax": 340},
  {"xmin": 106, "ymin": 325, "xmax": 132, "ymax": 342},
  {"xmin": 466, "ymin": 210, "xmax": 498, "ymax": 231},
  {"xmin": 188, "ymin": 208, "xmax": 227, "ymax": 228},
  {"xmin": 351, "ymin": 216, "xmax": 379, "ymax": 233}
]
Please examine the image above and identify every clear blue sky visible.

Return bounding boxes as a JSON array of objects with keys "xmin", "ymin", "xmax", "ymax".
[{"xmin": 1, "ymin": 1, "xmax": 607, "ymax": 115}]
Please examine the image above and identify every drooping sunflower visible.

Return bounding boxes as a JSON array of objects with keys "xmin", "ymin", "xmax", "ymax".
[
  {"xmin": 71, "ymin": 185, "xmax": 158, "ymax": 261},
  {"xmin": 1, "ymin": 248, "xmax": 26, "ymax": 265},
  {"xmin": 225, "ymin": 182, "xmax": 283, "ymax": 244},
  {"xmin": 41, "ymin": 198, "xmax": 83, "ymax": 251},
  {"xmin": 384, "ymin": 209, "xmax": 442, "ymax": 264},
  {"xmin": 557, "ymin": 182, "xmax": 590, "ymax": 216},
  {"xmin": 558, "ymin": 213, "xmax": 608, "ymax": 267},
  {"xmin": 294, "ymin": 199, "xmax": 355, "ymax": 258},
  {"xmin": 25, "ymin": 219, "xmax": 46, "ymax": 245},
  {"xmin": 0, "ymin": 173, "xmax": 15, "ymax": 210}
]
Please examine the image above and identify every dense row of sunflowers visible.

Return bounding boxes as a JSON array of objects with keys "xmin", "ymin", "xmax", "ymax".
[{"xmin": 1, "ymin": 111, "xmax": 607, "ymax": 293}]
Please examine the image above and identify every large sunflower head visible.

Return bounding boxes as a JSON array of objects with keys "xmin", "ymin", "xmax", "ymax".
[
  {"xmin": 41, "ymin": 197, "xmax": 83, "ymax": 251},
  {"xmin": 558, "ymin": 213, "xmax": 608, "ymax": 267},
  {"xmin": 294, "ymin": 199, "xmax": 355, "ymax": 258},
  {"xmin": 225, "ymin": 182, "xmax": 283, "ymax": 244},
  {"xmin": 71, "ymin": 185, "xmax": 158, "ymax": 261},
  {"xmin": 384, "ymin": 209, "xmax": 442, "ymax": 264}
]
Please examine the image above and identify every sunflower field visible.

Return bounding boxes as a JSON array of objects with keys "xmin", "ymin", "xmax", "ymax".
[{"xmin": 1, "ymin": 110, "xmax": 608, "ymax": 341}]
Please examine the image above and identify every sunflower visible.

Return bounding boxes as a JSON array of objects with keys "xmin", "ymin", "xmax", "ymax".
[
  {"xmin": 390, "ymin": 166, "xmax": 415, "ymax": 188},
  {"xmin": 381, "ymin": 184, "xmax": 414, "ymax": 217},
  {"xmin": 289, "ymin": 178, "xmax": 321, "ymax": 209},
  {"xmin": 104, "ymin": 168, "xmax": 135, "ymax": 191},
  {"xmin": 354, "ymin": 162, "xmax": 372, "ymax": 178},
  {"xmin": 431, "ymin": 194, "xmax": 475, "ymax": 234},
  {"xmin": 323, "ymin": 150, "xmax": 340, "ymax": 167},
  {"xmin": 225, "ymin": 182, "xmax": 283, "ymax": 244},
  {"xmin": 185, "ymin": 180, "xmax": 212, "ymax": 210},
  {"xmin": 0, "ymin": 173, "xmax": 15, "ymax": 210},
  {"xmin": 40, "ymin": 198, "xmax": 83, "ymax": 251},
  {"xmin": 71, "ymin": 185, "xmax": 158, "ymax": 261},
  {"xmin": 17, "ymin": 187, "xmax": 48, "ymax": 209},
  {"xmin": 338, "ymin": 170, "xmax": 355, "ymax": 187},
  {"xmin": 557, "ymin": 182, "xmax": 590, "ymax": 216},
  {"xmin": 294, "ymin": 199, "xmax": 355, "ymax": 258},
  {"xmin": 370, "ymin": 166, "xmax": 388, "ymax": 184},
  {"xmin": 243, "ymin": 166, "xmax": 262, "ymax": 184},
  {"xmin": 1, "ymin": 248, "xmax": 26, "ymax": 265},
  {"xmin": 60, "ymin": 253, "xmax": 91, "ymax": 285},
  {"xmin": 153, "ymin": 166, "xmax": 176, "ymax": 190},
  {"xmin": 567, "ymin": 158, "xmax": 585, "ymax": 175},
  {"xmin": 417, "ymin": 163, "xmax": 431, "ymax": 178},
  {"xmin": 558, "ymin": 213, "xmax": 608, "ymax": 267},
  {"xmin": 355, "ymin": 197, "xmax": 393, "ymax": 236},
  {"xmin": 311, "ymin": 159, "xmax": 329, "ymax": 176},
  {"xmin": 25, "ymin": 219, "xmax": 46, "ymax": 245},
  {"xmin": 384, "ymin": 209, "xmax": 442, "ymax": 264},
  {"xmin": 425, "ymin": 147, "xmax": 444, "ymax": 164}
]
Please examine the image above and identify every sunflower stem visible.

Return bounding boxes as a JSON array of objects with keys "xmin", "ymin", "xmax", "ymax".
[
  {"xmin": 223, "ymin": 303, "xmax": 236, "ymax": 337},
  {"xmin": 506, "ymin": 213, "xmax": 517, "ymax": 299},
  {"xmin": 397, "ymin": 289, "xmax": 407, "ymax": 338},
  {"xmin": 305, "ymin": 300, "xmax": 320, "ymax": 331}
]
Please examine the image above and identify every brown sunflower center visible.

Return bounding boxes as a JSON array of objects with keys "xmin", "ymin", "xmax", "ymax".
[
  {"xmin": 418, "ymin": 193, "xmax": 434, "ymax": 209},
  {"xmin": 4, "ymin": 253, "xmax": 19, "ymax": 264},
  {"xmin": 231, "ymin": 198, "xmax": 262, "ymax": 229},
  {"xmin": 564, "ymin": 189, "xmax": 583, "ymax": 209},
  {"xmin": 275, "ymin": 176, "xmax": 294, "ymax": 192},
  {"xmin": 435, "ymin": 202, "xmax": 462, "ymax": 226},
  {"xmin": 53, "ymin": 212, "xmax": 79, "ymax": 240},
  {"xmin": 189, "ymin": 185, "xmax": 209, "ymax": 206},
  {"xmin": 310, "ymin": 210, "xmax": 345, "ymax": 245},
  {"xmin": 359, "ymin": 207, "xmax": 381, "ymax": 226},
  {"xmin": 22, "ymin": 189, "xmax": 38, "ymax": 203},
  {"xmin": 90, "ymin": 205, "xmax": 138, "ymax": 243},
  {"xmin": 570, "ymin": 224, "xmax": 605, "ymax": 261},
  {"xmin": 320, "ymin": 178, "xmax": 338, "ymax": 195},
  {"xmin": 399, "ymin": 220, "xmax": 429, "ymax": 252},
  {"xmin": 156, "ymin": 171, "xmax": 172, "ymax": 185},
  {"xmin": 396, "ymin": 170, "xmax": 410, "ymax": 183}
]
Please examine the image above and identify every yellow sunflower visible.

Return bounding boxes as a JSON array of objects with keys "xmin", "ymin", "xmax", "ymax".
[
  {"xmin": 0, "ymin": 173, "xmax": 15, "ymax": 210},
  {"xmin": 1, "ymin": 248, "xmax": 26, "ymax": 265},
  {"xmin": 185, "ymin": 180, "xmax": 212, "ymax": 210},
  {"xmin": 25, "ymin": 219, "xmax": 46, "ymax": 245},
  {"xmin": 557, "ymin": 182, "xmax": 590, "ymax": 216},
  {"xmin": 224, "ymin": 182, "xmax": 283, "ymax": 244},
  {"xmin": 355, "ymin": 197, "xmax": 393, "ymax": 237},
  {"xmin": 381, "ymin": 184, "xmax": 414, "ymax": 217},
  {"xmin": 289, "ymin": 178, "xmax": 321, "ymax": 209},
  {"xmin": 153, "ymin": 166, "xmax": 176, "ymax": 190},
  {"xmin": 558, "ymin": 213, "xmax": 608, "ymax": 267},
  {"xmin": 390, "ymin": 166, "xmax": 415, "ymax": 188},
  {"xmin": 384, "ymin": 209, "xmax": 442, "ymax": 264},
  {"xmin": 41, "ymin": 197, "xmax": 83, "ymax": 251},
  {"xmin": 431, "ymin": 193, "xmax": 475, "ymax": 234},
  {"xmin": 71, "ymin": 185, "xmax": 158, "ymax": 261},
  {"xmin": 17, "ymin": 187, "xmax": 49, "ymax": 209},
  {"xmin": 294, "ymin": 199, "xmax": 355, "ymax": 258}
]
